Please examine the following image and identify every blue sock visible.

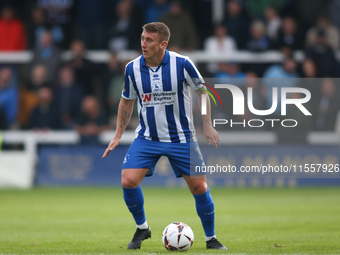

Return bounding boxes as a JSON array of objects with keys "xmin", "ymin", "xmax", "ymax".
[
  {"xmin": 123, "ymin": 186, "xmax": 146, "ymax": 225},
  {"xmin": 193, "ymin": 188, "xmax": 215, "ymax": 237}
]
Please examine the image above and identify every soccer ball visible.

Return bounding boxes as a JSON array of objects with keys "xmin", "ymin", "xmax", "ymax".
[{"xmin": 162, "ymin": 222, "xmax": 194, "ymax": 251}]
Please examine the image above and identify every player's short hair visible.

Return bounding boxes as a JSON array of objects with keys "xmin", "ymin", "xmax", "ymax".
[{"xmin": 142, "ymin": 22, "xmax": 171, "ymax": 42}]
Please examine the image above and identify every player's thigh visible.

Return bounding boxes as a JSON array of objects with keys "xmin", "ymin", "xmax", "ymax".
[
  {"xmin": 122, "ymin": 138, "xmax": 163, "ymax": 178},
  {"xmin": 121, "ymin": 168, "xmax": 150, "ymax": 188},
  {"xmin": 182, "ymin": 174, "xmax": 207, "ymax": 195},
  {"xmin": 166, "ymin": 141, "xmax": 205, "ymax": 178}
]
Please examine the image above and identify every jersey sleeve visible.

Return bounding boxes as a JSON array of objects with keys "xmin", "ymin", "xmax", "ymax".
[
  {"xmin": 122, "ymin": 62, "xmax": 137, "ymax": 100},
  {"xmin": 184, "ymin": 58, "xmax": 205, "ymax": 90}
]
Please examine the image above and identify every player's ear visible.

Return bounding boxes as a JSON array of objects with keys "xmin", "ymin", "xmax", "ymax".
[{"xmin": 160, "ymin": 41, "xmax": 168, "ymax": 50}]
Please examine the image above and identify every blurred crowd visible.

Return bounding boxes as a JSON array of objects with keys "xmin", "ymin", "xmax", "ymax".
[{"xmin": 1, "ymin": 0, "xmax": 340, "ymax": 142}]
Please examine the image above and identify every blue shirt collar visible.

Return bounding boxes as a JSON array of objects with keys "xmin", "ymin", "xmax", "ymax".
[{"xmin": 141, "ymin": 49, "xmax": 170, "ymax": 69}]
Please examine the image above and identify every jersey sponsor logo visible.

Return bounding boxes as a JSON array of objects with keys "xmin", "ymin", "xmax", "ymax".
[
  {"xmin": 141, "ymin": 92, "xmax": 177, "ymax": 106},
  {"xmin": 142, "ymin": 94, "xmax": 152, "ymax": 102}
]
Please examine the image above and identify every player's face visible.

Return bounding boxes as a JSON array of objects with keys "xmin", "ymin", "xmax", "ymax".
[{"xmin": 141, "ymin": 31, "xmax": 165, "ymax": 61}]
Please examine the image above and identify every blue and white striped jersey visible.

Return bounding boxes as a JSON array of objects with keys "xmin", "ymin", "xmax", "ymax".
[{"xmin": 122, "ymin": 50, "xmax": 203, "ymax": 143}]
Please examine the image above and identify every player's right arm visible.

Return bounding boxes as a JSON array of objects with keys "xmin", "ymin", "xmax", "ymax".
[
  {"xmin": 103, "ymin": 61, "xmax": 137, "ymax": 158},
  {"xmin": 102, "ymin": 97, "xmax": 135, "ymax": 158}
]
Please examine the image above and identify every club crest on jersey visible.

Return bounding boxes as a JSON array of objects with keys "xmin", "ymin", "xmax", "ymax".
[
  {"xmin": 123, "ymin": 154, "xmax": 130, "ymax": 164},
  {"xmin": 152, "ymin": 81, "xmax": 162, "ymax": 92}
]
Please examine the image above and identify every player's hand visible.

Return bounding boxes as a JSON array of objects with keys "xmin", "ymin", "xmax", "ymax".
[
  {"xmin": 102, "ymin": 137, "xmax": 120, "ymax": 158},
  {"xmin": 203, "ymin": 126, "xmax": 220, "ymax": 148}
]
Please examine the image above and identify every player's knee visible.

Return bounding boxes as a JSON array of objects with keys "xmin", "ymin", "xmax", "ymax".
[
  {"xmin": 121, "ymin": 176, "xmax": 139, "ymax": 188},
  {"xmin": 191, "ymin": 182, "xmax": 208, "ymax": 195}
]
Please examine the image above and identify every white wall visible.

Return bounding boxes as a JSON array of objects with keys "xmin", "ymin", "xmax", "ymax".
[{"xmin": 0, "ymin": 152, "xmax": 35, "ymax": 189}]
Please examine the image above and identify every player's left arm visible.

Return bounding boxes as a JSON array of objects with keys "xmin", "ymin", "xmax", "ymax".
[
  {"xmin": 184, "ymin": 58, "xmax": 220, "ymax": 148},
  {"xmin": 194, "ymin": 89, "xmax": 220, "ymax": 148}
]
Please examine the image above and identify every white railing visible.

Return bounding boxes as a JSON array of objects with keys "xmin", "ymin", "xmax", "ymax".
[
  {"xmin": 2, "ymin": 131, "xmax": 80, "ymax": 156},
  {"xmin": 0, "ymin": 50, "xmax": 309, "ymax": 64}
]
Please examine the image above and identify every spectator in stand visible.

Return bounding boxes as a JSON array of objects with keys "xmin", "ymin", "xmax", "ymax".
[
  {"xmin": 264, "ymin": 6, "xmax": 282, "ymax": 41},
  {"xmin": 0, "ymin": 6, "xmax": 22, "ymax": 84},
  {"xmin": 108, "ymin": 0, "xmax": 138, "ymax": 51},
  {"xmin": 0, "ymin": 67, "xmax": 18, "ymax": 127},
  {"xmin": 274, "ymin": 17, "xmax": 304, "ymax": 50},
  {"xmin": 204, "ymin": 24, "xmax": 237, "ymax": 54},
  {"xmin": 298, "ymin": 58, "xmax": 320, "ymax": 118},
  {"xmin": 55, "ymin": 66, "xmax": 84, "ymax": 129},
  {"xmin": 263, "ymin": 57, "xmax": 299, "ymax": 117},
  {"xmin": 263, "ymin": 57, "xmax": 299, "ymax": 79},
  {"xmin": 28, "ymin": 86, "xmax": 62, "ymax": 130},
  {"xmin": 66, "ymin": 40, "xmax": 97, "ymax": 95},
  {"xmin": 144, "ymin": 0, "xmax": 170, "ymax": 24},
  {"xmin": 17, "ymin": 89, "xmax": 40, "ymax": 129},
  {"xmin": 75, "ymin": 96, "xmax": 109, "ymax": 144},
  {"xmin": 246, "ymin": 20, "xmax": 270, "ymax": 76},
  {"xmin": 29, "ymin": 30, "xmax": 63, "ymax": 85},
  {"xmin": 0, "ymin": 106, "xmax": 8, "ymax": 129},
  {"xmin": 222, "ymin": 0, "xmax": 250, "ymax": 49},
  {"xmin": 301, "ymin": 58, "xmax": 318, "ymax": 78},
  {"xmin": 27, "ymin": 65, "xmax": 53, "ymax": 92},
  {"xmin": 0, "ymin": 6, "xmax": 26, "ymax": 51},
  {"xmin": 161, "ymin": 1, "xmax": 198, "ymax": 50},
  {"xmin": 306, "ymin": 15, "xmax": 340, "ymax": 52},
  {"xmin": 306, "ymin": 29, "xmax": 339, "ymax": 77},
  {"xmin": 204, "ymin": 24, "xmax": 237, "ymax": 74},
  {"xmin": 0, "ymin": 63, "xmax": 19, "ymax": 88},
  {"xmin": 214, "ymin": 62, "xmax": 246, "ymax": 87},
  {"xmin": 100, "ymin": 52, "xmax": 121, "ymax": 115},
  {"xmin": 313, "ymin": 78, "xmax": 340, "ymax": 131},
  {"xmin": 27, "ymin": 7, "xmax": 71, "ymax": 50},
  {"xmin": 279, "ymin": 45, "xmax": 294, "ymax": 58},
  {"xmin": 37, "ymin": 0, "xmax": 74, "ymax": 49},
  {"xmin": 18, "ymin": 65, "xmax": 50, "ymax": 128},
  {"xmin": 26, "ymin": 8, "xmax": 47, "ymax": 50},
  {"xmin": 0, "ymin": 65, "xmax": 17, "ymax": 87},
  {"xmin": 247, "ymin": 20, "xmax": 270, "ymax": 52},
  {"xmin": 76, "ymin": 0, "xmax": 113, "ymax": 50}
]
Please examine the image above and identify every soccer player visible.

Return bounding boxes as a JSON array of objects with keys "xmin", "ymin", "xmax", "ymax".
[{"xmin": 102, "ymin": 22, "xmax": 227, "ymax": 250}]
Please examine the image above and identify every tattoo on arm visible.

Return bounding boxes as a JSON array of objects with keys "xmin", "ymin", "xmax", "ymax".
[{"xmin": 119, "ymin": 105, "xmax": 131, "ymax": 129}]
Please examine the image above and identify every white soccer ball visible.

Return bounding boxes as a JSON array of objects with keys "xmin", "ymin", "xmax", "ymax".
[{"xmin": 162, "ymin": 222, "xmax": 194, "ymax": 251}]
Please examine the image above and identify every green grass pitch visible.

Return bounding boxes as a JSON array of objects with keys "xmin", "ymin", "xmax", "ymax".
[{"xmin": 0, "ymin": 187, "xmax": 339, "ymax": 254}]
